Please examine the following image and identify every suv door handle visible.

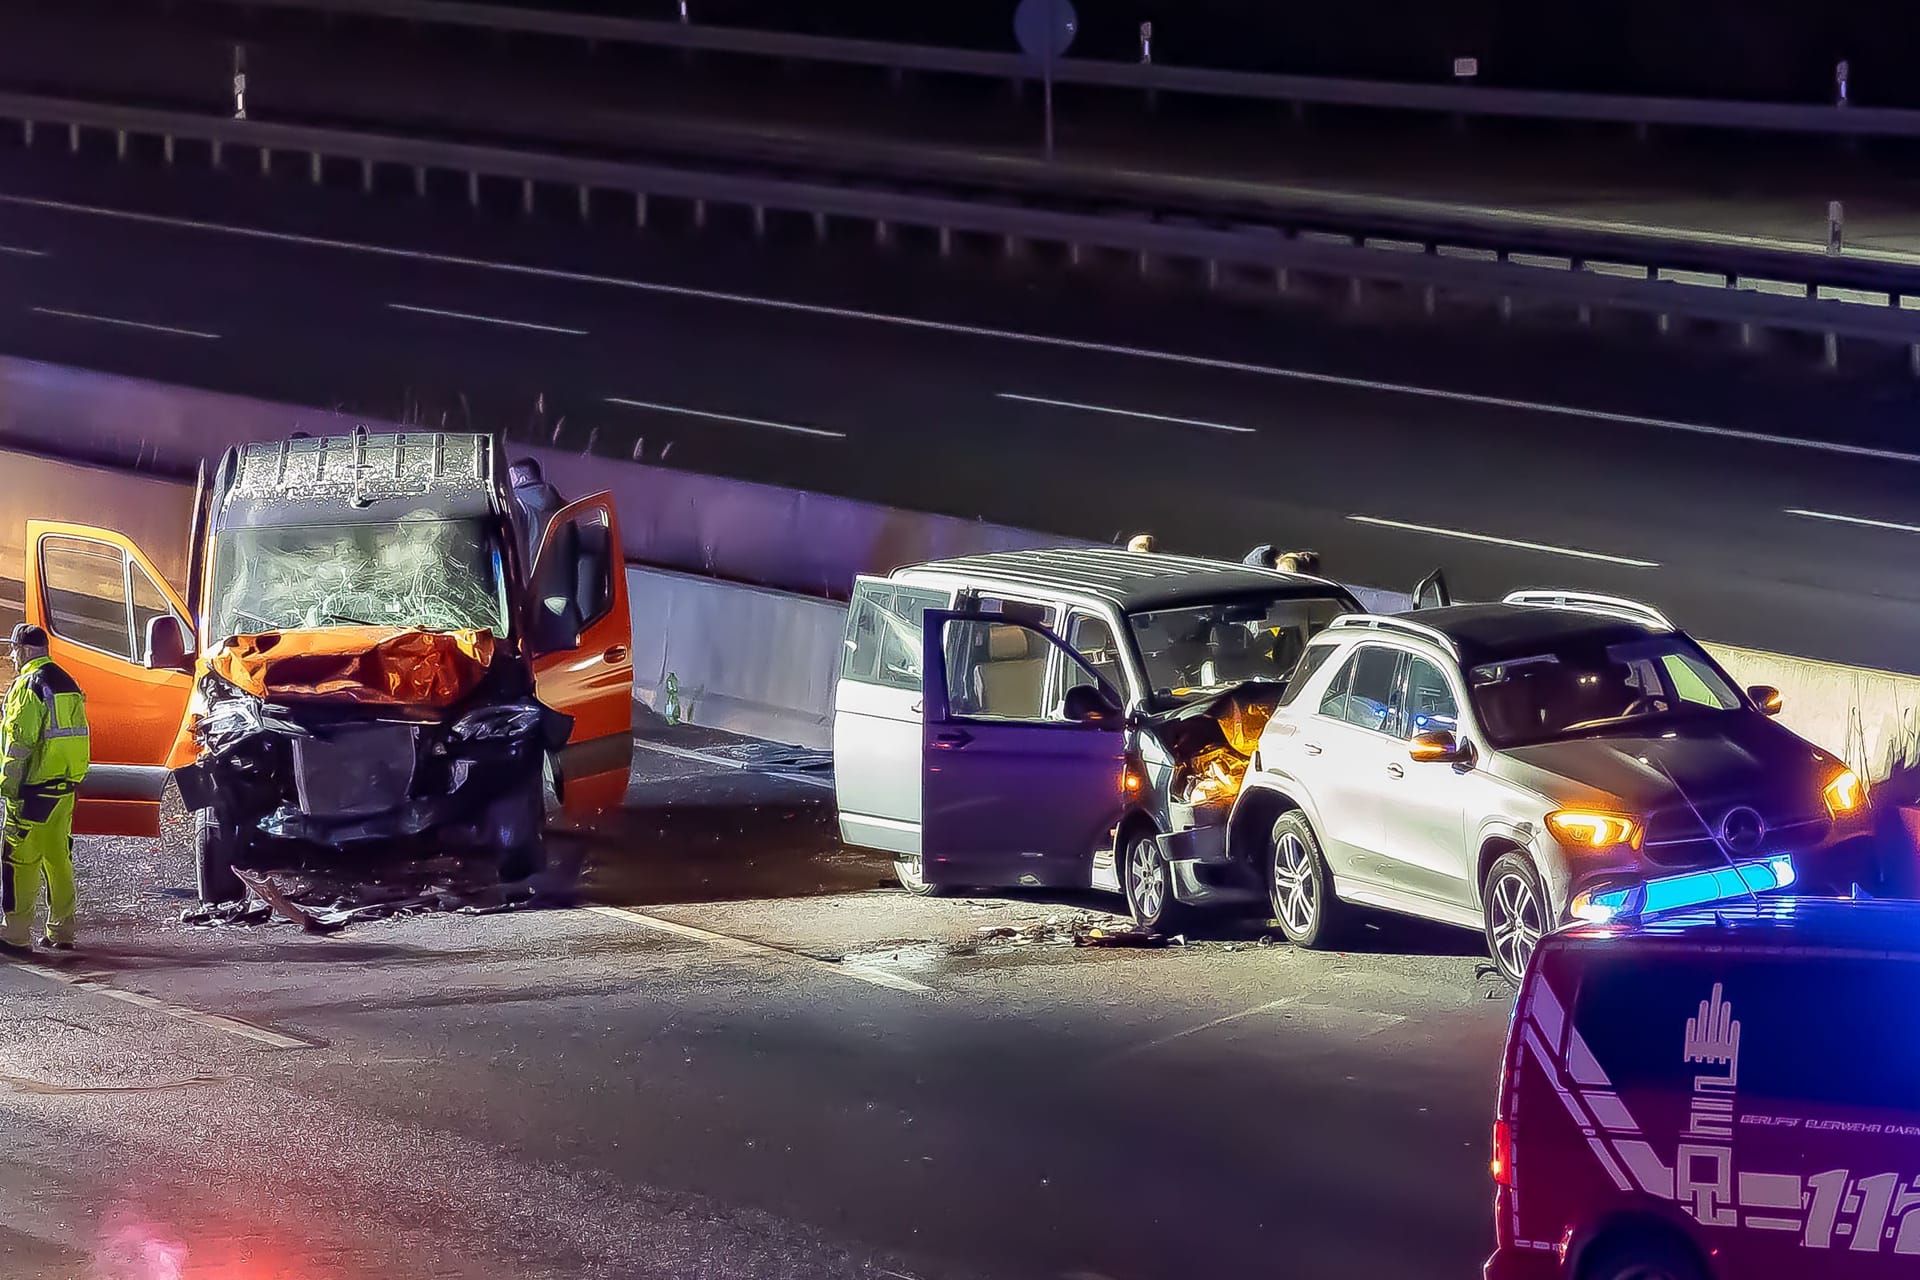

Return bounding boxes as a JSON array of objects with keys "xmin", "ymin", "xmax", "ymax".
[
  {"xmin": 1302, "ymin": 742, "xmax": 1323, "ymax": 756},
  {"xmin": 1386, "ymin": 762, "xmax": 1405, "ymax": 778},
  {"xmin": 932, "ymin": 729, "xmax": 973, "ymax": 749}
]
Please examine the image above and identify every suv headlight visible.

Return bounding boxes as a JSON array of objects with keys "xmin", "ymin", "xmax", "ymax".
[
  {"xmin": 449, "ymin": 703, "xmax": 544, "ymax": 744},
  {"xmin": 1823, "ymin": 768, "xmax": 1864, "ymax": 817},
  {"xmin": 1547, "ymin": 810, "xmax": 1642, "ymax": 850}
]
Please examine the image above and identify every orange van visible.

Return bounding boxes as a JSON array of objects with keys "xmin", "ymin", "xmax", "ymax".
[{"xmin": 21, "ymin": 431, "xmax": 632, "ymax": 899}]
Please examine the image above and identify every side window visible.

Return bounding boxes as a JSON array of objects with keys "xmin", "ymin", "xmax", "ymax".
[
  {"xmin": 1660, "ymin": 652, "xmax": 1740, "ymax": 709},
  {"xmin": 944, "ymin": 617, "xmax": 1055, "ymax": 722},
  {"xmin": 1057, "ymin": 611, "xmax": 1123, "ymax": 710},
  {"xmin": 1320, "ymin": 646, "xmax": 1400, "ymax": 732},
  {"xmin": 131, "ymin": 561, "xmax": 182, "ymax": 654},
  {"xmin": 534, "ymin": 508, "xmax": 615, "ymax": 632},
  {"xmin": 1278, "ymin": 640, "xmax": 1340, "ymax": 707},
  {"xmin": 1398, "ymin": 656, "xmax": 1460, "ymax": 738},
  {"xmin": 41, "ymin": 535, "xmax": 134, "ymax": 660},
  {"xmin": 842, "ymin": 584, "xmax": 945, "ymax": 692},
  {"xmin": 1316, "ymin": 649, "xmax": 1352, "ymax": 717}
]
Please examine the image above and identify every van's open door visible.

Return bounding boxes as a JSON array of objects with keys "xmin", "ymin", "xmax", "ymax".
[
  {"xmin": 919, "ymin": 611, "xmax": 1128, "ymax": 889},
  {"xmin": 529, "ymin": 493, "xmax": 633, "ymax": 814},
  {"xmin": 22, "ymin": 520, "xmax": 196, "ymax": 837}
]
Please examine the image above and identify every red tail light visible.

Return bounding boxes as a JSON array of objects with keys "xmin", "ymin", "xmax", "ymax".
[{"xmin": 1490, "ymin": 1119, "xmax": 1513, "ymax": 1187}]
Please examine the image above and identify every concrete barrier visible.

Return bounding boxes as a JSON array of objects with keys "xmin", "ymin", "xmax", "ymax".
[{"xmin": 3, "ymin": 355, "xmax": 1918, "ymax": 778}]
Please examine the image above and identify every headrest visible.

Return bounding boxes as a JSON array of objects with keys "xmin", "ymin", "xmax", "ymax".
[{"xmin": 988, "ymin": 625, "xmax": 1031, "ymax": 661}]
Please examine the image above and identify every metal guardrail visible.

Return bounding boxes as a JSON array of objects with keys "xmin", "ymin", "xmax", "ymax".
[
  {"xmin": 196, "ymin": 0, "xmax": 1920, "ymax": 139},
  {"xmin": 5, "ymin": 91, "xmax": 1919, "ymax": 354}
]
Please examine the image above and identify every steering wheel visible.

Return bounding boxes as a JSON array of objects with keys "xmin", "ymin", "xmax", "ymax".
[{"xmin": 1621, "ymin": 695, "xmax": 1670, "ymax": 718}]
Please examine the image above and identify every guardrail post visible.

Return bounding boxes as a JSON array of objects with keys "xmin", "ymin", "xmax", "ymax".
[
  {"xmin": 19, "ymin": 120, "xmax": 31, "ymax": 147},
  {"xmin": 1207, "ymin": 260, "xmax": 1221, "ymax": 290},
  {"xmin": 752, "ymin": 204, "xmax": 766, "ymax": 239},
  {"xmin": 635, "ymin": 192, "xmax": 648, "ymax": 229},
  {"xmin": 67, "ymin": 123, "xmax": 79, "ymax": 154},
  {"xmin": 163, "ymin": 135, "xmax": 176, "ymax": 166},
  {"xmin": 1823, "ymin": 332, "xmax": 1840, "ymax": 370},
  {"xmin": 521, "ymin": 178, "xmax": 535, "ymax": 216},
  {"xmin": 578, "ymin": 185, "xmax": 591, "ymax": 222},
  {"xmin": 1350, "ymin": 278, "xmax": 1365, "ymax": 307},
  {"xmin": 1828, "ymin": 201, "xmax": 1845, "ymax": 255},
  {"xmin": 1910, "ymin": 343, "xmax": 1920, "ymax": 378},
  {"xmin": 1003, "ymin": 233, "xmax": 1021, "ymax": 260},
  {"xmin": 1498, "ymin": 294, "xmax": 1513, "ymax": 322},
  {"xmin": 414, "ymin": 165, "xmax": 426, "ymax": 197},
  {"xmin": 1422, "ymin": 285, "xmax": 1436, "ymax": 317},
  {"xmin": 1577, "ymin": 303, "xmax": 1592, "ymax": 326},
  {"xmin": 938, "ymin": 226, "xmax": 952, "ymax": 257},
  {"xmin": 1275, "ymin": 266, "xmax": 1288, "ymax": 293},
  {"xmin": 1137, "ymin": 250, "xmax": 1151, "ymax": 277},
  {"xmin": 1740, "ymin": 322, "xmax": 1757, "ymax": 349},
  {"xmin": 310, "ymin": 152, "xmax": 323, "ymax": 184},
  {"xmin": 692, "ymin": 198, "xmax": 707, "ymax": 230},
  {"xmin": 1068, "ymin": 242, "xmax": 1082, "ymax": 267},
  {"xmin": 362, "ymin": 157, "xmax": 375, "ymax": 193},
  {"xmin": 259, "ymin": 147, "xmax": 272, "ymax": 176},
  {"xmin": 115, "ymin": 129, "xmax": 127, "ymax": 160},
  {"xmin": 211, "ymin": 139, "xmax": 223, "ymax": 168},
  {"xmin": 811, "ymin": 210, "xmax": 827, "ymax": 242},
  {"xmin": 468, "ymin": 171, "xmax": 480, "ymax": 207},
  {"xmin": 1657, "ymin": 312, "xmax": 1671, "ymax": 335},
  {"xmin": 873, "ymin": 218, "xmax": 890, "ymax": 247}
]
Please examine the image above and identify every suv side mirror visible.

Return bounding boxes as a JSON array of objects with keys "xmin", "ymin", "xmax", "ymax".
[
  {"xmin": 1409, "ymin": 728, "xmax": 1469, "ymax": 763},
  {"xmin": 1063, "ymin": 684, "xmax": 1122, "ymax": 724},
  {"xmin": 1748, "ymin": 685, "xmax": 1784, "ymax": 716},
  {"xmin": 143, "ymin": 614, "xmax": 192, "ymax": 672}
]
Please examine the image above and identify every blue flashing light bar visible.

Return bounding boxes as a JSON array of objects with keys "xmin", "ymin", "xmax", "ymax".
[{"xmin": 1573, "ymin": 855, "xmax": 1795, "ymax": 923}]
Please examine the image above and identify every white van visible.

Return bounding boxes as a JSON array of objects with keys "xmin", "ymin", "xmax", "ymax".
[{"xmin": 832, "ymin": 547, "xmax": 1359, "ymax": 926}]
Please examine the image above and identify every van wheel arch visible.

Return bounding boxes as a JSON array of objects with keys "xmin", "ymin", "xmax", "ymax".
[{"xmin": 1571, "ymin": 1211, "xmax": 1711, "ymax": 1280}]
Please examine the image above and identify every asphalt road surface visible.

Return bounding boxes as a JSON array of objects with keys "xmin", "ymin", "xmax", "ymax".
[
  {"xmin": 2, "ymin": 147, "xmax": 1920, "ymax": 672},
  {"xmin": 0, "ymin": 728, "xmax": 1513, "ymax": 1280}
]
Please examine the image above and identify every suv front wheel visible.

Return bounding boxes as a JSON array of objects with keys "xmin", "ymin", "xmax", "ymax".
[
  {"xmin": 1268, "ymin": 812, "xmax": 1345, "ymax": 948},
  {"xmin": 1483, "ymin": 852, "xmax": 1548, "ymax": 985}
]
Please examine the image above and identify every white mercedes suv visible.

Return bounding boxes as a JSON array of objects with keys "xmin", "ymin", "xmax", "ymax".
[{"xmin": 1224, "ymin": 592, "xmax": 1877, "ymax": 983}]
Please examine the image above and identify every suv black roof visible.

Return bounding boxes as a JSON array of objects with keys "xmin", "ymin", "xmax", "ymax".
[
  {"xmin": 1405, "ymin": 602, "xmax": 1657, "ymax": 664},
  {"xmin": 906, "ymin": 548, "xmax": 1357, "ymax": 614},
  {"xmin": 1555, "ymin": 898, "xmax": 1920, "ymax": 958},
  {"xmin": 215, "ymin": 432, "xmax": 501, "ymax": 529}
]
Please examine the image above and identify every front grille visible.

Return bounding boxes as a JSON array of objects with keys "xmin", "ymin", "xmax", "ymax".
[
  {"xmin": 1641, "ymin": 797, "xmax": 1828, "ymax": 868},
  {"xmin": 292, "ymin": 726, "xmax": 417, "ymax": 818}
]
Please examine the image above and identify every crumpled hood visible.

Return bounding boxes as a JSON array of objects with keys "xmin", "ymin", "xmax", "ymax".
[
  {"xmin": 1496, "ymin": 714, "xmax": 1832, "ymax": 811},
  {"xmin": 207, "ymin": 626, "xmax": 496, "ymax": 709}
]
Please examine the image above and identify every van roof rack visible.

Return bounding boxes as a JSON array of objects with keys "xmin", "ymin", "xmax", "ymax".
[
  {"xmin": 1501, "ymin": 590, "xmax": 1672, "ymax": 632},
  {"xmin": 1328, "ymin": 614, "xmax": 1459, "ymax": 657}
]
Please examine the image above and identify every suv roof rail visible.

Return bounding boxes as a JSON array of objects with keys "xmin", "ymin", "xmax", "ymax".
[
  {"xmin": 1329, "ymin": 613, "xmax": 1459, "ymax": 657},
  {"xmin": 1501, "ymin": 590, "xmax": 1673, "ymax": 632}
]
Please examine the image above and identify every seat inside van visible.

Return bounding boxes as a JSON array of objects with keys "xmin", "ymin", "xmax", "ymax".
[{"xmin": 974, "ymin": 623, "xmax": 1049, "ymax": 718}]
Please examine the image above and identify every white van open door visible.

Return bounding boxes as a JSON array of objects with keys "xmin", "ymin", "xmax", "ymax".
[{"xmin": 832, "ymin": 577, "xmax": 953, "ymax": 855}]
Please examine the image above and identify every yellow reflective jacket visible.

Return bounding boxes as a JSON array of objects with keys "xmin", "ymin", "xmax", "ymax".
[{"xmin": 0, "ymin": 655, "xmax": 91, "ymax": 803}]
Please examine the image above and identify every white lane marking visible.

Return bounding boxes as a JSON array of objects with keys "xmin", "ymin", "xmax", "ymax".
[
  {"xmin": 605, "ymin": 396, "xmax": 845, "ymax": 439},
  {"xmin": 629, "ymin": 736, "xmax": 833, "ymax": 790},
  {"xmin": 1348, "ymin": 514, "xmax": 1660, "ymax": 567},
  {"xmin": 31, "ymin": 305, "xmax": 219, "ymax": 339},
  {"xmin": 6, "ymin": 959, "xmax": 316, "ymax": 1049},
  {"xmin": 2, "ymin": 191, "xmax": 1907, "ymax": 465},
  {"xmin": 1786, "ymin": 507, "xmax": 1920, "ymax": 535},
  {"xmin": 0, "ymin": 243, "xmax": 47, "ymax": 257},
  {"xmin": 997, "ymin": 391, "xmax": 1256, "ymax": 435},
  {"xmin": 1117, "ymin": 997, "xmax": 1301, "ymax": 1059},
  {"xmin": 585, "ymin": 905, "xmax": 929, "ymax": 993},
  {"xmin": 386, "ymin": 301, "xmax": 588, "ymax": 335}
]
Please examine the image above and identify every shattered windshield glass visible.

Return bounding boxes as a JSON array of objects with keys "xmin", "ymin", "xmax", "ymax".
[
  {"xmin": 209, "ymin": 516, "xmax": 511, "ymax": 640},
  {"xmin": 1128, "ymin": 594, "xmax": 1350, "ymax": 704}
]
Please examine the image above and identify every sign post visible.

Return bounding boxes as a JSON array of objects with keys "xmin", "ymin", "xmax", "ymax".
[
  {"xmin": 232, "ymin": 43, "xmax": 247, "ymax": 120},
  {"xmin": 1014, "ymin": 0, "xmax": 1077, "ymax": 161}
]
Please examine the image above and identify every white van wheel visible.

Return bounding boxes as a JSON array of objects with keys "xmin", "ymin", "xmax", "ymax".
[
  {"xmin": 1122, "ymin": 830, "xmax": 1184, "ymax": 931},
  {"xmin": 894, "ymin": 855, "xmax": 944, "ymax": 897}
]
